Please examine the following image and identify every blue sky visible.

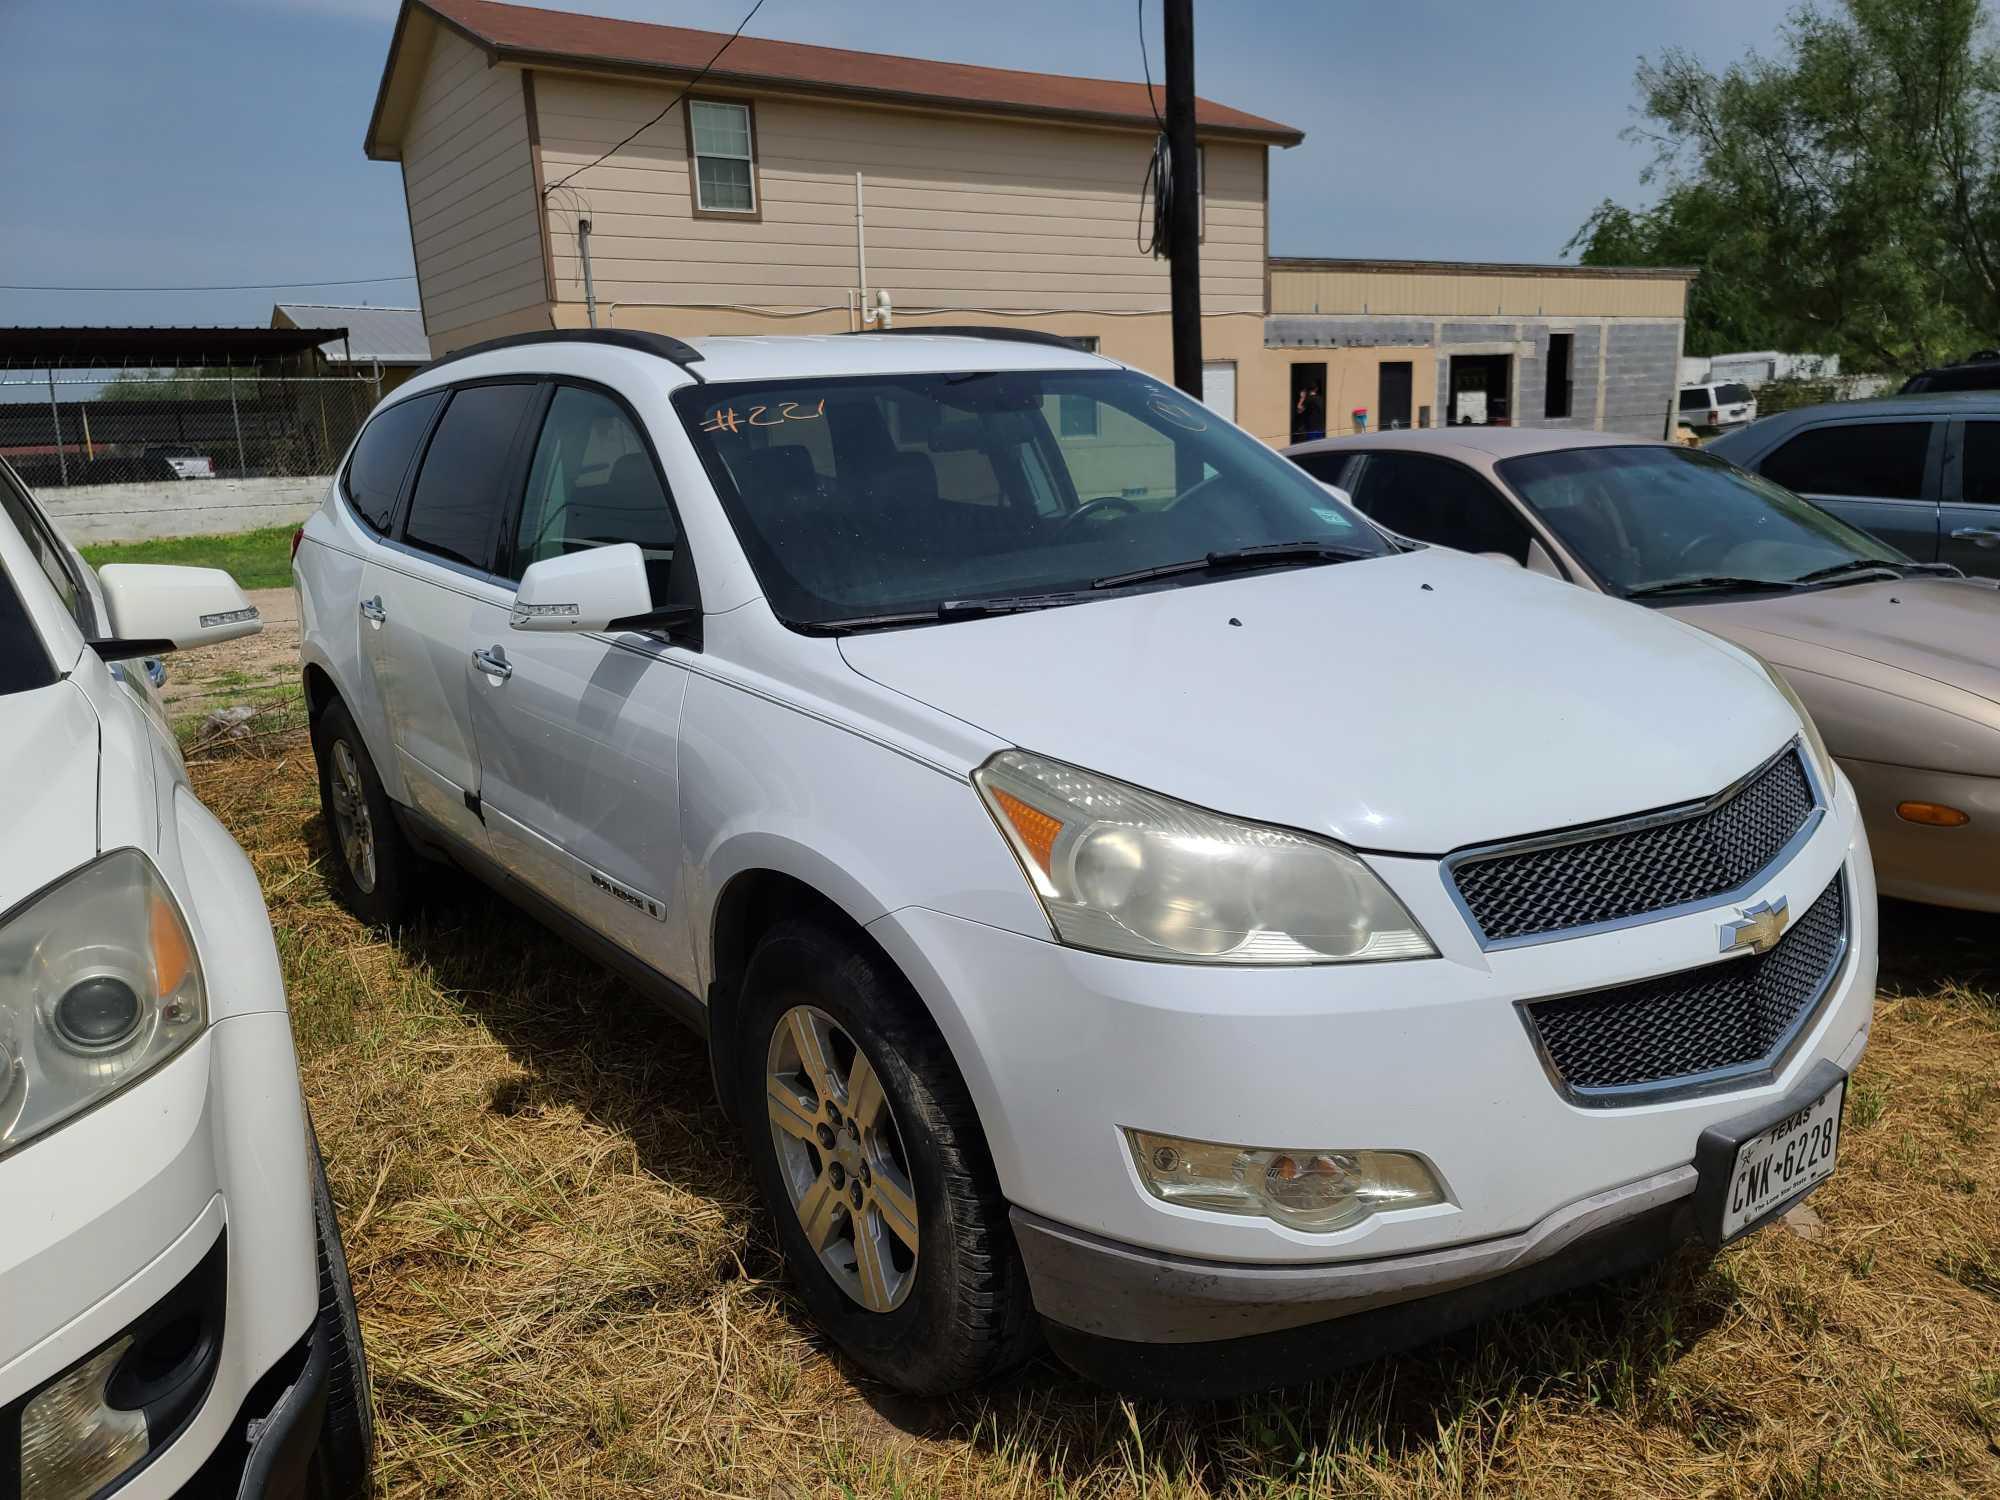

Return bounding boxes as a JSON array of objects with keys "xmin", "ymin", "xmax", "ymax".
[{"xmin": 0, "ymin": 0, "xmax": 1791, "ymax": 329}]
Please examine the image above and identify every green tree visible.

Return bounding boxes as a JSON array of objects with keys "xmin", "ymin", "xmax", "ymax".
[
  {"xmin": 97, "ymin": 367, "xmax": 259, "ymax": 401},
  {"xmin": 1569, "ymin": 0, "xmax": 2000, "ymax": 371}
]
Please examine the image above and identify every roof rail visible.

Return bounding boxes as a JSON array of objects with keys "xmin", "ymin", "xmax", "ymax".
[
  {"xmin": 849, "ymin": 325, "xmax": 1099, "ymax": 353},
  {"xmin": 419, "ymin": 328, "xmax": 706, "ymax": 381}
]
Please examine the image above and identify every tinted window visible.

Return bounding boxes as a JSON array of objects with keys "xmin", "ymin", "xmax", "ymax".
[
  {"xmin": 1716, "ymin": 383, "xmax": 1754, "ymax": 405},
  {"xmin": 0, "ymin": 470, "xmax": 85, "ymax": 628},
  {"xmin": 1498, "ymin": 445, "xmax": 1904, "ymax": 596},
  {"xmin": 1761, "ymin": 421, "xmax": 1930, "ymax": 500},
  {"xmin": 403, "ymin": 384, "xmax": 537, "ymax": 571},
  {"xmin": 344, "ymin": 392, "xmax": 443, "ymax": 534},
  {"xmin": 1679, "ymin": 389, "xmax": 1707, "ymax": 412},
  {"xmin": 0, "ymin": 559, "xmax": 56, "ymax": 695},
  {"xmin": 675, "ymin": 369, "xmax": 1390, "ymax": 627},
  {"xmin": 509, "ymin": 386, "xmax": 677, "ymax": 599},
  {"xmin": 1289, "ymin": 451, "xmax": 1353, "ymax": 487},
  {"xmin": 1349, "ymin": 453, "xmax": 1534, "ymax": 563},
  {"xmin": 1960, "ymin": 420, "xmax": 2000, "ymax": 506}
]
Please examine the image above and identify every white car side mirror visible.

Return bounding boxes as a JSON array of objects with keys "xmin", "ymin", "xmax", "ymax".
[
  {"xmin": 511, "ymin": 543, "xmax": 652, "ymax": 633},
  {"xmin": 1525, "ymin": 538, "xmax": 1563, "ymax": 578},
  {"xmin": 96, "ymin": 564, "xmax": 260, "ymax": 656}
]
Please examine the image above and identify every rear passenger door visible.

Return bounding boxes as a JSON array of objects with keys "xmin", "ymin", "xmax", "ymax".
[
  {"xmin": 1940, "ymin": 417, "xmax": 2000, "ymax": 576},
  {"xmin": 468, "ymin": 381, "xmax": 699, "ymax": 988},
  {"xmin": 361, "ymin": 379, "xmax": 540, "ymax": 849},
  {"xmin": 1753, "ymin": 418, "xmax": 1942, "ymax": 560}
]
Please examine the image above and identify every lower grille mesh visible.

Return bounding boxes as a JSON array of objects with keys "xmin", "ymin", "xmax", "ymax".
[{"xmin": 1523, "ymin": 876, "xmax": 1846, "ymax": 1098}]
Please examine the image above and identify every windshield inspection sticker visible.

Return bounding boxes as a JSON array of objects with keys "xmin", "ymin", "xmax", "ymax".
[
  {"xmin": 701, "ymin": 398, "xmax": 827, "ymax": 434},
  {"xmin": 1312, "ymin": 507, "xmax": 1344, "ymax": 524},
  {"xmin": 1147, "ymin": 395, "xmax": 1207, "ymax": 431}
]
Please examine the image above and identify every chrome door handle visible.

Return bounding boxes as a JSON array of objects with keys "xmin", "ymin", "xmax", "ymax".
[
  {"xmin": 472, "ymin": 645, "xmax": 513, "ymax": 680},
  {"xmin": 1951, "ymin": 526, "xmax": 2000, "ymax": 546},
  {"xmin": 359, "ymin": 595, "xmax": 387, "ymax": 623}
]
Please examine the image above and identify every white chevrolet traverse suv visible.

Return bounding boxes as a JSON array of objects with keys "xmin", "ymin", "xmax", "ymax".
[
  {"xmin": 0, "ymin": 464, "xmax": 371, "ymax": 1496},
  {"xmin": 295, "ymin": 329, "xmax": 1875, "ymax": 1397}
]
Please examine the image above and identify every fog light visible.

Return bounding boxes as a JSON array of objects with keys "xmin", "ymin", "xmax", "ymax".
[
  {"xmin": 1897, "ymin": 800, "xmax": 1970, "ymax": 828},
  {"xmin": 1126, "ymin": 1130, "xmax": 1446, "ymax": 1231},
  {"xmin": 19, "ymin": 1337, "xmax": 149, "ymax": 1500}
]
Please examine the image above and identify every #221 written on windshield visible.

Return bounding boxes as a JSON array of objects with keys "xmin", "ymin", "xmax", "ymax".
[{"xmin": 701, "ymin": 399, "xmax": 827, "ymax": 435}]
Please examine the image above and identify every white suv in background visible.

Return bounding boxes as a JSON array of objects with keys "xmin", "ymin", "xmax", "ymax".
[
  {"xmin": 296, "ymin": 328, "xmax": 1875, "ymax": 1397},
  {"xmin": 1679, "ymin": 380, "xmax": 1759, "ymax": 434},
  {"xmin": 0, "ymin": 465, "xmax": 371, "ymax": 1498}
]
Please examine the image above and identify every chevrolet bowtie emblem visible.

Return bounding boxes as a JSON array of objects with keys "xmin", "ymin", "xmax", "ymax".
[{"xmin": 1721, "ymin": 897, "xmax": 1790, "ymax": 956}]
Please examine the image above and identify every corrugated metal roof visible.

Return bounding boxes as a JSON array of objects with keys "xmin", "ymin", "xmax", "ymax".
[{"xmin": 272, "ymin": 304, "xmax": 430, "ymax": 365}]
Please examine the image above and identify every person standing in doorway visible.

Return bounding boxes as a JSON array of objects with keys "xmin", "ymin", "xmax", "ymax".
[{"xmin": 1295, "ymin": 384, "xmax": 1325, "ymax": 442}]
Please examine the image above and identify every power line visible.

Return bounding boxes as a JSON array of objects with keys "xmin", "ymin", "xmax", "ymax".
[
  {"xmin": 1136, "ymin": 0, "xmax": 1163, "ymax": 128},
  {"xmin": 543, "ymin": 0, "xmax": 768, "ymax": 199},
  {"xmin": 1, "ymin": 274, "xmax": 417, "ymax": 293}
]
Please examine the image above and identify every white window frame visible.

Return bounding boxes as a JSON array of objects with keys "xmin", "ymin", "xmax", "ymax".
[{"xmin": 688, "ymin": 98, "xmax": 758, "ymax": 216}]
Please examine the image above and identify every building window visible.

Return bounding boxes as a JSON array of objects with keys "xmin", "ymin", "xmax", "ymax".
[
  {"xmin": 689, "ymin": 99, "xmax": 756, "ymax": 215},
  {"xmin": 1060, "ymin": 337, "xmax": 1101, "ymax": 436},
  {"xmin": 1545, "ymin": 332, "xmax": 1574, "ymax": 420}
]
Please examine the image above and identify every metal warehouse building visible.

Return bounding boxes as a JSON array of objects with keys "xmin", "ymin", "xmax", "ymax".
[{"xmin": 1266, "ymin": 258, "xmax": 1695, "ymax": 444}]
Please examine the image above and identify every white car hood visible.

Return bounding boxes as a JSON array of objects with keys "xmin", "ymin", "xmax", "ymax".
[
  {"xmin": 839, "ymin": 549, "xmax": 1801, "ymax": 853},
  {"xmin": 0, "ymin": 682, "xmax": 100, "ymax": 911}
]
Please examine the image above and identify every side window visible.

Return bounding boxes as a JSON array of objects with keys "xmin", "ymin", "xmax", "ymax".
[
  {"xmin": 1960, "ymin": 421, "xmax": 2000, "ymax": 506},
  {"xmin": 1350, "ymin": 453, "xmax": 1534, "ymax": 562},
  {"xmin": 401, "ymin": 383, "xmax": 538, "ymax": 572},
  {"xmin": 0, "ymin": 470, "xmax": 85, "ymax": 628},
  {"xmin": 1761, "ymin": 421, "xmax": 1930, "ymax": 500},
  {"xmin": 344, "ymin": 391, "xmax": 443, "ymax": 534},
  {"xmin": 1679, "ymin": 389, "xmax": 1707, "ymax": 413},
  {"xmin": 510, "ymin": 386, "xmax": 678, "ymax": 600},
  {"xmin": 1288, "ymin": 451, "xmax": 1352, "ymax": 488},
  {"xmin": 688, "ymin": 99, "xmax": 757, "ymax": 214}
]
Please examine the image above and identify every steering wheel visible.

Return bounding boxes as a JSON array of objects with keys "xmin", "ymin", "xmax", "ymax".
[
  {"xmin": 1670, "ymin": 530, "xmax": 1722, "ymax": 566},
  {"xmin": 1061, "ymin": 495, "xmax": 1144, "ymax": 528}
]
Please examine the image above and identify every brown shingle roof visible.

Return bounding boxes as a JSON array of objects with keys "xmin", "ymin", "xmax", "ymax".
[{"xmin": 370, "ymin": 0, "xmax": 1303, "ymax": 156}]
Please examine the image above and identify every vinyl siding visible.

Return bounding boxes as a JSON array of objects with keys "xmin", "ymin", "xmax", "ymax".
[
  {"xmin": 401, "ymin": 29, "xmax": 548, "ymax": 342},
  {"xmin": 533, "ymin": 75, "xmax": 1266, "ymax": 315}
]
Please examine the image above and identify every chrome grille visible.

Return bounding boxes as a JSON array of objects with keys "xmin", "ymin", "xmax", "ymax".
[
  {"xmin": 1522, "ymin": 875, "xmax": 1846, "ymax": 1103},
  {"xmin": 1448, "ymin": 746, "xmax": 1816, "ymax": 944}
]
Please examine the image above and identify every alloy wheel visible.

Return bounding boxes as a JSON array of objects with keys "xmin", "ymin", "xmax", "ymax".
[
  {"xmin": 328, "ymin": 740, "xmax": 378, "ymax": 894},
  {"xmin": 765, "ymin": 1004, "xmax": 920, "ymax": 1313}
]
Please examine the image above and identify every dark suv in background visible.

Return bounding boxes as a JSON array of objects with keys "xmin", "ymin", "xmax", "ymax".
[{"xmin": 1709, "ymin": 392, "xmax": 2000, "ymax": 575}]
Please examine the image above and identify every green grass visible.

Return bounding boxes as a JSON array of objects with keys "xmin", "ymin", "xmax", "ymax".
[{"xmin": 81, "ymin": 524, "xmax": 296, "ymax": 591}]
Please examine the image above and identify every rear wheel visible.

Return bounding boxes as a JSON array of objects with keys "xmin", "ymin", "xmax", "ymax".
[
  {"xmin": 311, "ymin": 701, "xmax": 417, "ymax": 927},
  {"xmin": 737, "ymin": 919, "xmax": 1034, "ymax": 1393}
]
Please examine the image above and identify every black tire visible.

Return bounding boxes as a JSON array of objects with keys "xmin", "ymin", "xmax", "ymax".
[
  {"xmin": 311, "ymin": 700, "xmax": 418, "ymax": 928},
  {"xmin": 736, "ymin": 918, "xmax": 1035, "ymax": 1394},
  {"xmin": 306, "ymin": 1124, "xmax": 373, "ymax": 1499}
]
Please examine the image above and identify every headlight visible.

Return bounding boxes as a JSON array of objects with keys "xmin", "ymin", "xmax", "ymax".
[
  {"xmin": 973, "ymin": 750, "xmax": 1435, "ymax": 964},
  {"xmin": 1749, "ymin": 653, "xmax": 1833, "ymax": 781},
  {"xmin": 1127, "ymin": 1130, "xmax": 1446, "ymax": 1232},
  {"xmin": 0, "ymin": 849, "xmax": 206, "ymax": 1157}
]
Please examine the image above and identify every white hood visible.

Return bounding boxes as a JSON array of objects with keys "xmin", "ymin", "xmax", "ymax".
[
  {"xmin": 0, "ymin": 682, "xmax": 100, "ymax": 911},
  {"xmin": 840, "ymin": 549, "xmax": 1802, "ymax": 853}
]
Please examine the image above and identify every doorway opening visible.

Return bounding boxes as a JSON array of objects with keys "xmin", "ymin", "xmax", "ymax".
[
  {"xmin": 1378, "ymin": 361, "xmax": 1413, "ymax": 430},
  {"xmin": 1447, "ymin": 354, "xmax": 1513, "ymax": 426},
  {"xmin": 1290, "ymin": 361, "xmax": 1327, "ymax": 442}
]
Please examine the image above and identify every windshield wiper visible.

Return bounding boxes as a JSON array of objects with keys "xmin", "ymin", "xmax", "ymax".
[
  {"xmin": 809, "ymin": 592, "xmax": 1092, "ymax": 634},
  {"xmin": 1090, "ymin": 541, "xmax": 1375, "ymax": 591},
  {"xmin": 1624, "ymin": 575, "xmax": 1803, "ymax": 600},
  {"xmin": 1789, "ymin": 558, "xmax": 1958, "ymax": 586}
]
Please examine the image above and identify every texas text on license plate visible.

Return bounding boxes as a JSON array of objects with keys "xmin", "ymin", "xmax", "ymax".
[{"xmin": 1716, "ymin": 1079, "xmax": 1844, "ymax": 1242}]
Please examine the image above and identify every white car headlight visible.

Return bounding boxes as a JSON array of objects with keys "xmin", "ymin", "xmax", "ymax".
[
  {"xmin": 0, "ymin": 849, "xmax": 207, "ymax": 1157},
  {"xmin": 974, "ymin": 750, "xmax": 1435, "ymax": 964}
]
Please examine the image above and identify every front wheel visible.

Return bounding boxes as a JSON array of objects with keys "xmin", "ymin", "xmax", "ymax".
[{"xmin": 737, "ymin": 919, "xmax": 1035, "ymax": 1393}]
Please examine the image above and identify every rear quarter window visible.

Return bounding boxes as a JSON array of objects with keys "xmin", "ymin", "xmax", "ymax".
[{"xmin": 343, "ymin": 391, "xmax": 444, "ymax": 534}]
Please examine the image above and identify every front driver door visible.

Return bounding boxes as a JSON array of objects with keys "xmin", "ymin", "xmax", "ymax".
[
  {"xmin": 465, "ymin": 382, "xmax": 698, "ymax": 990},
  {"xmin": 1755, "ymin": 417, "xmax": 1942, "ymax": 561}
]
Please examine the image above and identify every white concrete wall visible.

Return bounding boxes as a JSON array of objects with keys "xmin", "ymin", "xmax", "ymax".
[{"xmin": 39, "ymin": 477, "xmax": 328, "ymax": 543}]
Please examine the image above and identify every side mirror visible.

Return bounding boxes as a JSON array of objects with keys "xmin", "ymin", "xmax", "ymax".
[
  {"xmin": 94, "ymin": 564, "xmax": 260, "ymax": 658},
  {"xmin": 511, "ymin": 543, "xmax": 652, "ymax": 633},
  {"xmin": 1525, "ymin": 538, "xmax": 1563, "ymax": 579}
]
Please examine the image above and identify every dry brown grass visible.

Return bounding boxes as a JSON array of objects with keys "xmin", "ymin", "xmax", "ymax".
[{"xmin": 194, "ymin": 734, "xmax": 2000, "ymax": 1499}]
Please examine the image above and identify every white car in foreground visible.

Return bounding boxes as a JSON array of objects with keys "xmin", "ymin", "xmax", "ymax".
[
  {"xmin": 296, "ymin": 328, "xmax": 1875, "ymax": 1397},
  {"xmin": 0, "ymin": 466, "xmax": 370, "ymax": 1497}
]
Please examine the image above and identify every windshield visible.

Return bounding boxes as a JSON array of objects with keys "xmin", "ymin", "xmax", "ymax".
[
  {"xmin": 673, "ymin": 368, "xmax": 1392, "ymax": 628},
  {"xmin": 1495, "ymin": 445, "xmax": 1907, "ymax": 597}
]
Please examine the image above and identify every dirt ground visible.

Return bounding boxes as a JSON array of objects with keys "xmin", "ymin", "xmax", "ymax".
[{"xmin": 162, "ymin": 586, "xmax": 300, "ymax": 714}]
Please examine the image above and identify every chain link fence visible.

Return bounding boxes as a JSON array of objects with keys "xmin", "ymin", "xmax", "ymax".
[{"xmin": 0, "ymin": 372, "xmax": 382, "ymax": 490}]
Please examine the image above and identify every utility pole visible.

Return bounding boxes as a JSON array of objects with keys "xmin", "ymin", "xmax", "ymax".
[{"xmin": 1163, "ymin": 0, "xmax": 1202, "ymax": 399}]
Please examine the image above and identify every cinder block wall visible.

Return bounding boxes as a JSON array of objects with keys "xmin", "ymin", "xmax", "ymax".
[{"xmin": 39, "ymin": 476, "xmax": 328, "ymax": 544}]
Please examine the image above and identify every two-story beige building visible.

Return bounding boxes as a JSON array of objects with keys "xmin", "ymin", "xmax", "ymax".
[
  {"xmin": 367, "ymin": 0, "xmax": 1692, "ymax": 442},
  {"xmin": 366, "ymin": 0, "xmax": 1299, "ymax": 422}
]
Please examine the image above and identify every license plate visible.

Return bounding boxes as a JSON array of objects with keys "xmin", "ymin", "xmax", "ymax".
[{"xmin": 1719, "ymin": 1079, "xmax": 1843, "ymax": 1241}]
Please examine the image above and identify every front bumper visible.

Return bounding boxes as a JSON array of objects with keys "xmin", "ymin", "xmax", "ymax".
[
  {"xmin": 1841, "ymin": 756, "xmax": 2000, "ymax": 913},
  {"xmin": 0, "ymin": 1012, "xmax": 318, "ymax": 1497}
]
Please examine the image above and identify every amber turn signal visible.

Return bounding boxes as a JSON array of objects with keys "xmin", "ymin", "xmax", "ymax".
[{"xmin": 1896, "ymin": 801, "xmax": 1970, "ymax": 828}]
